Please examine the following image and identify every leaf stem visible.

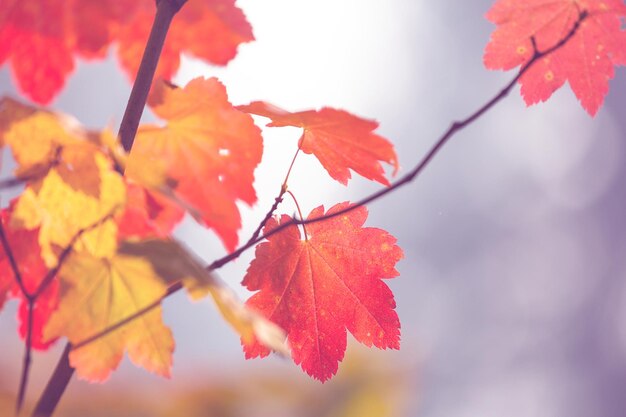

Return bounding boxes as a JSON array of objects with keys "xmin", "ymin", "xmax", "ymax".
[
  {"xmin": 245, "ymin": 147, "xmax": 301, "ymax": 246},
  {"xmin": 286, "ymin": 190, "xmax": 308, "ymax": 240}
]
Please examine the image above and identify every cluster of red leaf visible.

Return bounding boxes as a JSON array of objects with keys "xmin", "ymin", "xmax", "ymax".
[{"xmin": 0, "ymin": 0, "xmax": 253, "ymax": 104}]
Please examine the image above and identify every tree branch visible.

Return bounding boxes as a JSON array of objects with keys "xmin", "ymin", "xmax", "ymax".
[
  {"xmin": 32, "ymin": 1, "xmax": 189, "ymax": 414},
  {"xmin": 31, "ymin": 344, "xmax": 74, "ymax": 417}
]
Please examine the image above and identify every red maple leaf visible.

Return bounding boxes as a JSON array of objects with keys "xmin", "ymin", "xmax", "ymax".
[
  {"xmin": 0, "ymin": 209, "xmax": 57, "ymax": 350},
  {"xmin": 484, "ymin": 0, "xmax": 626, "ymax": 116},
  {"xmin": 238, "ymin": 101, "xmax": 398, "ymax": 186},
  {"xmin": 242, "ymin": 202, "xmax": 403, "ymax": 381}
]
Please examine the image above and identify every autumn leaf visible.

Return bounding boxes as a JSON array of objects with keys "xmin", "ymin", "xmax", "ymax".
[
  {"xmin": 11, "ymin": 151, "xmax": 126, "ymax": 265},
  {"xmin": 242, "ymin": 202, "xmax": 403, "ymax": 381},
  {"xmin": 127, "ymin": 77, "xmax": 263, "ymax": 251},
  {"xmin": 116, "ymin": 0, "xmax": 254, "ymax": 81},
  {"xmin": 484, "ymin": 0, "xmax": 626, "ymax": 115},
  {"xmin": 0, "ymin": 0, "xmax": 129, "ymax": 104},
  {"xmin": 44, "ymin": 248, "xmax": 175, "ymax": 381},
  {"xmin": 0, "ymin": 209, "xmax": 58, "ymax": 350},
  {"xmin": 0, "ymin": 97, "xmax": 104, "ymax": 195},
  {"xmin": 45, "ymin": 239, "xmax": 286, "ymax": 381},
  {"xmin": 0, "ymin": 0, "xmax": 252, "ymax": 104},
  {"xmin": 116, "ymin": 182, "xmax": 185, "ymax": 240},
  {"xmin": 238, "ymin": 101, "xmax": 398, "ymax": 186},
  {"xmin": 118, "ymin": 240, "xmax": 289, "ymax": 356}
]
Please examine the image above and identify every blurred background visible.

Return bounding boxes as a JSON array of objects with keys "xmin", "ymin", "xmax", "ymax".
[{"xmin": 1, "ymin": 0, "xmax": 626, "ymax": 416}]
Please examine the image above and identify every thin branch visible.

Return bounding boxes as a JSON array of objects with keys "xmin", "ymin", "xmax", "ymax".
[
  {"xmin": 0, "ymin": 176, "xmax": 28, "ymax": 190},
  {"xmin": 245, "ymin": 147, "xmax": 301, "ymax": 245},
  {"xmin": 72, "ymin": 282, "xmax": 182, "ymax": 350},
  {"xmin": 236, "ymin": 9, "xmax": 590, "ymax": 244},
  {"xmin": 16, "ymin": 300, "xmax": 34, "ymax": 415},
  {"xmin": 0, "ymin": 219, "xmax": 29, "ymax": 298},
  {"xmin": 50, "ymin": 6, "xmax": 588, "ymax": 381}
]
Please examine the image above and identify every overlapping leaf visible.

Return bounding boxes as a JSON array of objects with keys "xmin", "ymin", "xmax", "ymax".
[
  {"xmin": 0, "ymin": 0, "xmax": 253, "ymax": 104},
  {"xmin": 484, "ymin": 0, "xmax": 626, "ymax": 115},
  {"xmin": 116, "ymin": 182, "xmax": 185, "ymax": 239},
  {"xmin": 44, "ymin": 245, "xmax": 175, "ymax": 381},
  {"xmin": 238, "ymin": 102, "xmax": 398, "ymax": 186},
  {"xmin": 242, "ymin": 202, "xmax": 403, "ymax": 381},
  {"xmin": 127, "ymin": 77, "xmax": 263, "ymax": 251},
  {"xmin": 45, "ymin": 239, "xmax": 287, "ymax": 381}
]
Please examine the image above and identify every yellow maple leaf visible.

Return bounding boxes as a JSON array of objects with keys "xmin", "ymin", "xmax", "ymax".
[
  {"xmin": 44, "ymin": 250, "xmax": 174, "ymax": 381},
  {"xmin": 44, "ymin": 239, "xmax": 287, "ymax": 381}
]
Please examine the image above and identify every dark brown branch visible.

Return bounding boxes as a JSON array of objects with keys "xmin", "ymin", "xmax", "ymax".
[
  {"xmin": 118, "ymin": 0, "xmax": 187, "ymax": 153},
  {"xmin": 0, "ymin": 176, "xmax": 28, "ymax": 190},
  {"xmin": 16, "ymin": 300, "xmax": 34, "ymax": 414},
  {"xmin": 47, "ymin": 5, "xmax": 589, "ymax": 390},
  {"xmin": 31, "ymin": 344, "xmax": 74, "ymax": 417}
]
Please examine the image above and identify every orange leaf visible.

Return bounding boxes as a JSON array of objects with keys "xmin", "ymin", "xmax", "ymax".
[
  {"xmin": 238, "ymin": 101, "xmax": 399, "ymax": 186},
  {"xmin": 116, "ymin": 182, "xmax": 185, "ymax": 240},
  {"xmin": 127, "ymin": 77, "xmax": 263, "ymax": 251},
  {"xmin": 484, "ymin": 0, "xmax": 626, "ymax": 116},
  {"xmin": 242, "ymin": 202, "xmax": 403, "ymax": 381}
]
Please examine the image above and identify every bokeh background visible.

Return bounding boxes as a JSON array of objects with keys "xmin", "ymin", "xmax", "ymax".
[{"xmin": 1, "ymin": 1, "xmax": 626, "ymax": 416}]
